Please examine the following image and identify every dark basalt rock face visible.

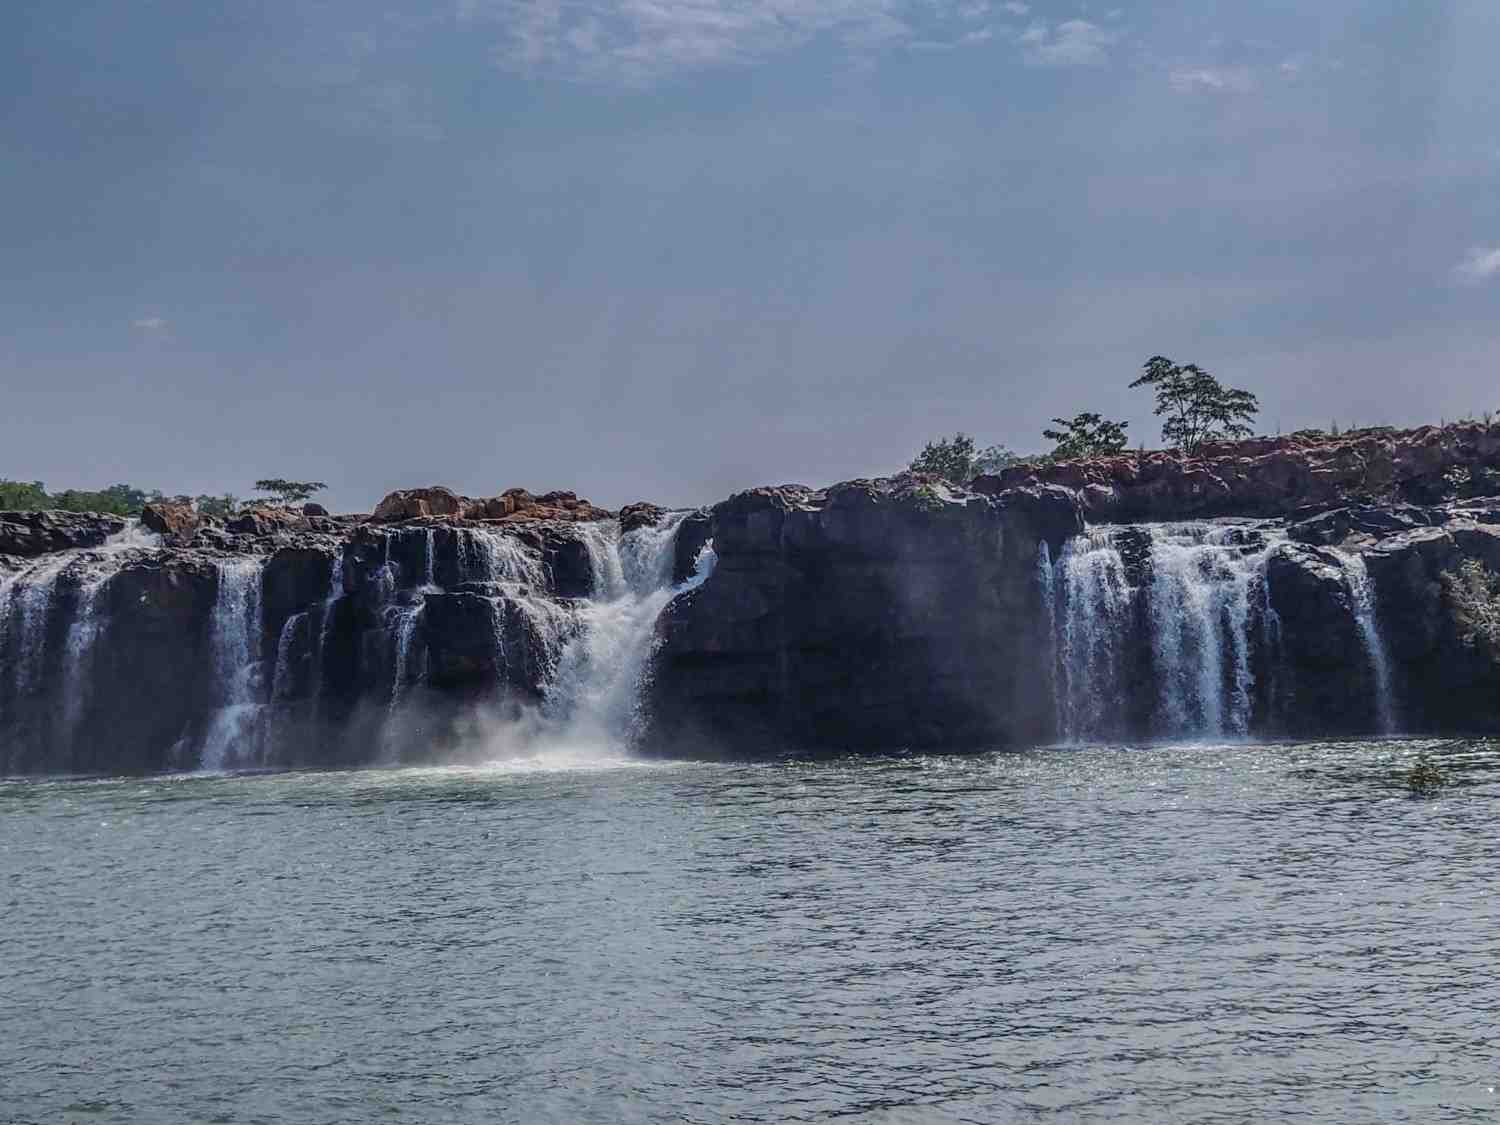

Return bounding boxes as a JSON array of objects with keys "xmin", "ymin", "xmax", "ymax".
[
  {"xmin": 646, "ymin": 474, "xmax": 1084, "ymax": 754},
  {"xmin": 1260, "ymin": 511, "xmax": 1500, "ymax": 735},
  {"xmin": 0, "ymin": 500, "xmax": 607, "ymax": 775},
  {"xmin": 0, "ymin": 511, "xmax": 127, "ymax": 558}
]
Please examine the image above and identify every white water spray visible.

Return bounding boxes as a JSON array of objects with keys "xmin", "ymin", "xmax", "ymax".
[{"xmin": 543, "ymin": 513, "xmax": 714, "ymax": 747}]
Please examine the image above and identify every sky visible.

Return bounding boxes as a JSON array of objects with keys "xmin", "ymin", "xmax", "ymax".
[{"xmin": 3, "ymin": 0, "xmax": 1498, "ymax": 511}]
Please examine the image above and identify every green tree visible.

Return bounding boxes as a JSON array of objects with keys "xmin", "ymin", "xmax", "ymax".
[
  {"xmin": 50, "ymin": 483, "xmax": 156, "ymax": 516},
  {"xmin": 0, "ymin": 479, "xmax": 51, "ymax": 510},
  {"xmin": 909, "ymin": 433, "xmax": 978, "ymax": 485},
  {"xmin": 973, "ymin": 443, "xmax": 1023, "ymax": 477},
  {"xmin": 1041, "ymin": 412, "xmax": 1130, "ymax": 460},
  {"xmin": 909, "ymin": 435, "xmax": 1031, "ymax": 483},
  {"xmin": 254, "ymin": 478, "xmax": 328, "ymax": 507},
  {"xmin": 1129, "ymin": 356, "xmax": 1260, "ymax": 454},
  {"xmin": 195, "ymin": 494, "xmax": 242, "ymax": 518}
]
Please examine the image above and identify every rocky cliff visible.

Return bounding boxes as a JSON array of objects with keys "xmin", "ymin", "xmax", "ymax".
[
  {"xmin": 647, "ymin": 476, "xmax": 1080, "ymax": 753},
  {"xmin": 3, "ymin": 428, "xmax": 1500, "ymax": 777},
  {"xmin": 982, "ymin": 421, "xmax": 1500, "ymax": 522}
]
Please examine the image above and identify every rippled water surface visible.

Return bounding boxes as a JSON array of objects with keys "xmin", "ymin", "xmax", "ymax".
[{"xmin": 4, "ymin": 739, "xmax": 1500, "ymax": 1123}]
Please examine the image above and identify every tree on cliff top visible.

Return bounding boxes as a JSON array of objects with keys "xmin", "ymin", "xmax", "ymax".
[
  {"xmin": 908, "ymin": 434, "xmax": 1020, "ymax": 485},
  {"xmin": 1042, "ymin": 412, "xmax": 1130, "ymax": 460},
  {"xmin": 254, "ymin": 479, "xmax": 327, "ymax": 507},
  {"xmin": 1130, "ymin": 356, "xmax": 1259, "ymax": 455}
]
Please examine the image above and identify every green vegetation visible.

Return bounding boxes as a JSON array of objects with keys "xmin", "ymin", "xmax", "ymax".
[
  {"xmin": 1443, "ymin": 560, "xmax": 1500, "ymax": 653},
  {"xmin": 1, "ymin": 481, "xmax": 250, "ymax": 518},
  {"xmin": 0, "ymin": 480, "xmax": 157, "ymax": 516},
  {"xmin": 0, "ymin": 480, "xmax": 51, "ymax": 510},
  {"xmin": 911, "ymin": 483, "xmax": 947, "ymax": 512},
  {"xmin": 1042, "ymin": 412, "xmax": 1129, "ymax": 460},
  {"xmin": 195, "ymin": 494, "xmax": 242, "ymax": 519},
  {"xmin": 1130, "ymin": 355, "xmax": 1260, "ymax": 455},
  {"xmin": 254, "ymin": 478, "xmax": 327, "ymax": 507},
  {"xmin": 907, "ymin": 434, "xmax": 1023, "ymax": 485}
]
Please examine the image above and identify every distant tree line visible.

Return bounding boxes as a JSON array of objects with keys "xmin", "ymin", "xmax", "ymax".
[
  {"xmin": 0, "ymin": 479, "xmax": 326, "ymax": 516},
  {"xmin": 909, "ymin": 355, "xmax": 1262, "ymax": 484}
]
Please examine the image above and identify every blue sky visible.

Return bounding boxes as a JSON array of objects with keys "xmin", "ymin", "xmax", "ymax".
[{"xmin": 3, "ymin": 0, "xmax": 1497, "ymax": 510}]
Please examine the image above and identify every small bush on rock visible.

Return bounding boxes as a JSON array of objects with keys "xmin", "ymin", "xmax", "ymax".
[{"xmin": 1443, "ymin": 560, "xmax": 1500, "ymax": 653}]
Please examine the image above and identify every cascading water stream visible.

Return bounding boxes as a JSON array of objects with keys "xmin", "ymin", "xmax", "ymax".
[
  {"xmin": 312, "ymin": 554, "xmax": 344, "ymax": 707},
  {"xmin": 1145, "ymin": 524, "xmax": 1279, "ymax": 738},
  {"xmin": 2, "ymin": 521, "xmax": 161, "ymax": 720},
  {"xmin": 272, "ymin": 612, "xmax": 307, "ymax": 701},
  {"xmin": 464, "ymin": 526, "xmax": 571, "ymax": 679},
  {"xmin": 7, "ymin": 553, "xmax": 76, "ymax": 698},
  {"xmin": 1051, "ymin": 522, "xmax": 1283, "ymax": 743},
  {"xmin": 200, "ymin": 558, "xmax": 267, "ymax": 771},
  {"xmin": 544, "ymin": 513, "xmax": 714, "ymax": 747},
  {"xmin": 1054, "ymin": 528, "xmax": 1132, "ymax": 741},
  {"xmin": 1338, "ymin": 552, "xmax": 1398, "ymax": 734}
]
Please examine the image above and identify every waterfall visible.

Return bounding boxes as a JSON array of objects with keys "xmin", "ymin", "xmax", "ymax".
[
  {"xmin": 272, "ymin": 612, "xmax": 307, "ymax": 700},
  {"xmin": 200, "ymin": 558, "xmax": 267, "ymax": 771},
  {"xmin": 1053, "ymin": 528, "xmax": 1132, "ymax": 742},
  {"xmin": 545, "ymin": 513, "xmax": 714, "ymax": 746},
  {"xmin": 1037, "ymin": 541, "xmax": 1057, "ymax": 735},
  {"xmin": 313, "ymin": 554, "xmax": 344, "ymax": 705},
  {"xmin": 1051, "ymin": 522, "xmax": 1282, "ymax": 743},
  {"xmin": 1338, "ymin": 552, "xmax": 1398, "ymax": 734},
  {"xmin": 3, "ymin": 520, "xmax": 160, "ymax": 717},
  {"xmin": 1145, "ymin": 524, "xmax": 1279, "ymax": 738},
  {"xmin": 6, "ymin": 553, "xmax": 75, "ymax": 698},
  {"xmin": 389, "ymin": 603, "xmax": 426, "ymax": 709},
  {"xmin": 60, "ymin": 574, "xmax": 109, "ymax": 737},
  {"xmin": 463, "ymin": 526, "xmax": 573, "ymax": 679}
]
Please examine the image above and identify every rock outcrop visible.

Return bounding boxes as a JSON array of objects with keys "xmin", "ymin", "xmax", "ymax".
[
  {"xmin": 141, "ymin": 501, "xmax": 203, "ymax": 543},
  {"xmin": 1252, "ymin": 502, "xmax": 1500, "ymax": 734},
  {"xmin": 647, "ymin": 474, "xmax": 1082, "ymax": 753},
  {"xmin": 0, "ymin": 511, "xmax": 127, "ymax": 559},
  {"xmin": 981, "ymin": 422, "xmax": 1500, "ymax": 522},
  {"xmin": 370, "ymin": 486, "xmax": 612, "ymax": 525}
]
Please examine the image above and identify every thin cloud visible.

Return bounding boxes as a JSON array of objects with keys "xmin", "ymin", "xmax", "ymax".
[
  {"xmin": 1001, "ymin": 1, "xmax": 1029, "ymax": 14},
  {"xmin": 470, "ymin": 0, "xmax": 1009, "ymax": 83},
  {"xmin": 1456, "ymin": 246, "xmax": 1500, "ymax": 284},
  {"xmin": 132, "ymin": 317, "xmax": 168, "ymax": 332},
  {"xmin": 1169, "ymin": 66, "xmax": 1254, "ymax": 94},
  {"xmin": 1021, "ymin": 19, "xmax": 1115, "ymax": 67}
]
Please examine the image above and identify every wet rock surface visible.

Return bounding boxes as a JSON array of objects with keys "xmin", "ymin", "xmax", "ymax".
[{"xmin": 0, "ymin": 511, "xmax": 127, "ymax": 558}]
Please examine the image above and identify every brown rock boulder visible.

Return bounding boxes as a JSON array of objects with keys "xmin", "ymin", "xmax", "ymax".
[
  {"xmin": 371, "ymin": 487, "xmax": 467, "ymax": 523},
  {"xmin": 142, "ymin": 501, "xmax": 202, "ymax": 542}
]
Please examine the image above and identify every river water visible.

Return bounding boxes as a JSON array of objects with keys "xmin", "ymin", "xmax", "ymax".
[{"xmin": 4, "ymin": 738, "xmax": 1499, "ymax": 1123}]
